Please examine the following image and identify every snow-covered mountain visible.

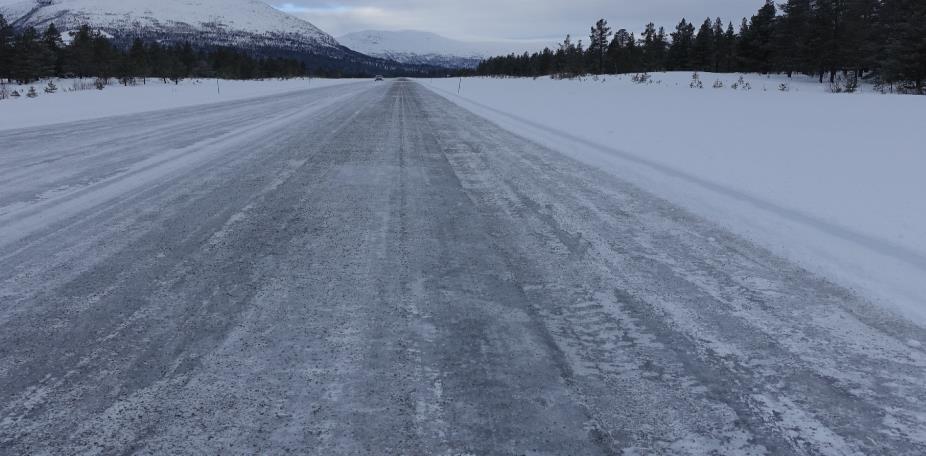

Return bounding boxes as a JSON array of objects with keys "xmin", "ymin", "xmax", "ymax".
[
  {"xmin": 338, "ymin": 30, "xmax": 526, "ymax": 69},
  {"xmin": 0, "ymin": 0, "xmax": 343, "ymax": 56}
]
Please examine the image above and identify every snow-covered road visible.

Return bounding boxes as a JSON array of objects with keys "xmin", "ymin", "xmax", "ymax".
[{"xmin": 1, "ymin": 80, "xmax": 924, "ymax": 455}]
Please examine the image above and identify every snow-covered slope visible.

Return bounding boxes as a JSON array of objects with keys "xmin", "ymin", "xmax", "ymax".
[
  {"xmin": 0, "ymin": 0, "xmax": 342, "ymax": 55},
  {"xmin": 423, "ymin": 73, "xmax": 926, "ymax": 324},
  {"xmin": 339, "ymin": 30, "xmax": 523, "ymax": 69}
]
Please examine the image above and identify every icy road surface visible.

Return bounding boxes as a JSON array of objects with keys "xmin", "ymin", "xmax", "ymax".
[{"xmin": 0, "ymin": 80, "xmax": 924, "ymax": 455}]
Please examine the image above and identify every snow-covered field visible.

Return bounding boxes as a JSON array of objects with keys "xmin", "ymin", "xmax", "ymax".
[
  {"xmin": 0, "ymin": 77, "xmax": 359, "ymax": 131},
  {"xmin": 422, "ymin": 72, "xmax": 926, "ymax": 324}
]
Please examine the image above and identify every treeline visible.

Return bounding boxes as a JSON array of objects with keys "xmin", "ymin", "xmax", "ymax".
[
  {"xmin": 476, "ymin": 0, "xmax": 926, "ymax": 91},
  {"xmin": 0, "ymin": 18, "xmax": 318, "ymax": 84}
]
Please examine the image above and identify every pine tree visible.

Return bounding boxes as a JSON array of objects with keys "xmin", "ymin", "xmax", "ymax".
[
  {"xmin": 608, "ymin": 29, "xmax": 636, "ymax": 73},
  {"xmin": 740, "ymin": 0, "xmax": 777, "ymax": 73},
  {"xmin": 66, "ymin": 25, "xmax": 96, "ymax": 77},
  {"xmin": 0, "ymin": 15, "xmax": 13, "ymax": 83},
  {"xmin": 640, "ymin": 23, "xmax": 657, "ymax": 71},
  {"xmin": 692, "ymin": 18, "xmax": 716, "ymax": 71},
  {"xmin": 13, "ymin": 27, "xmax": 55, "ymax": 83},
  {"xmin": 42, "ymin": 23, "xmax": 64, "ymax": 76},
  {"xmin": 776, "ymin": 0, "xmax": 812, "ymax": 77},
  {"xmin": 179, "ymin": 42, "xmax": 196, "ymax": 77},
  {"xmin": 879, "ymin": 0, "xmax": 926, "ymax": 91},
  {"xmin": 722, "ymin": 22, "xmax": 737, "ymax": 72},
  {"xmin": 668, "ymin": 19, "xmax": 695, "ymax": 70},
  {"xmin": 842, "ymin": 0, "xmax": 880, "ymax": 78},
  {"xmin": 711, "ymin": 17, "xmax": 725, "ymax": 71},
  {"xmin": 810, "ymin": 0, "xmax": 840, "ymax": 82},
  {"xmin": 128, "ymin": 38, "xmax": 149, "ymax": 83},
  {"xmin": 588, "ymin": 19, "xmax": 612, "ymax": 74}
]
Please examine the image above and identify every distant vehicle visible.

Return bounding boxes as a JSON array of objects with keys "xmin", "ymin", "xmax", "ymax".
[{"xmin": 374, "ymin": 75, "xmax": 384, "ymax": 81}]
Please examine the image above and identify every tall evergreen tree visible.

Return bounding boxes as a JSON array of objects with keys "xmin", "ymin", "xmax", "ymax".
[
  {"xmin": 65, "ymin": 25, "xmax": 96, "ymax": 77},
  {"xmin": 692, "ymin": 18, "xmax": 715, "ymax": 70},
  {"xmin": 776, "ymin": 0, "xmax": 812, "ymax": 77},
  {"xmin": 667, "ymin": 18, "xmax": 695, "ymax": 70},
  {"xmin": 128, "ymin": 38, "xmax": 149, "ymax": 82},
  {"xmin": 608, "ymin": 29, "xmax": 637, "ymax": 73},
  {"xmin": 42, "ymin": 23, "xmax": 64, "ymax": 76},
  {"xmin": 842, "ymin": 0, "xmax": 880, "ymax": 77},
  {"xmin": 711, "ymin": 17, "xmax": 725, "ymax": 71},
  {"xmin": 879, "ymin": 0, "xmax": 926, "ymax": 91},
  {"xmin": 13, "ymin": 27, "xmax": 55, "ymax": 83},
  {"xmin": 588, "ymin": 19, "xmax": 612, "ymax": 74},
  {"xmin": 810, "ymin": 0, "xmax": 839, "ymax": 82},
  {"xmin": 739, "ymin": 0, "xmax": 777, "ymax": 73},
  {"xmin": 721, "ymin": 22, "xmax": 737, "ymax": 72},
  {"xmin": 0, "ymin": 15, "xmax": 13, "ymax": 83}
]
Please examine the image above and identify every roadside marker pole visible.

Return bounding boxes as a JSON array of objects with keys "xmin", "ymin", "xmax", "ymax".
[{"xmin": 458, "ymin": 77, "xmax": 462, "ymax": 94}]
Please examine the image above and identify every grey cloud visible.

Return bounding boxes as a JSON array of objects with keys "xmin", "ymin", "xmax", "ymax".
[{"xmin": 274, "ymin": 0, "xmax": 764, "ymax": 43}]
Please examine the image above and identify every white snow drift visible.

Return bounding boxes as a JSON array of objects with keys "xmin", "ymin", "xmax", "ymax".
[{"xmin": 0, "ymin": 78, "xmax": 358, "ymax": 130}]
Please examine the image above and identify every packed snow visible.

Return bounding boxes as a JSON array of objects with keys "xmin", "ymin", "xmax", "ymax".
[
  {"xmin": 0, "ymin": 78, "xmax": 359, "ymax": 130},
  {"xmin": 421, "ymin": 72, "xmax": 926, "ymax": 324}
]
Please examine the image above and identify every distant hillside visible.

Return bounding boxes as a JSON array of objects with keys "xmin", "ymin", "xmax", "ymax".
[
  {"xmin": 0, "ymin": 0, "xmax": 436, "ymax": 75},
  {"xmin": 339, "ymin": 30, "xmax": 528, "ymax": 69}
]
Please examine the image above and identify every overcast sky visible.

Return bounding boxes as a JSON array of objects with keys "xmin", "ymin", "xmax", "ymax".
[{"xmin": 273, "ymin": 0, "xmax": 763, "ymax": 44}]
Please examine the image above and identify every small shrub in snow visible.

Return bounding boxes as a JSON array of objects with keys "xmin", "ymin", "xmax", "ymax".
[
  {"xmin": 0, "ymin": 84, "xmax": 8, "ymax": 100},
  {"xmin": 896, "ymin": 82, "xmax": 924, "ymax": 95},
  {"xmin": 829, "ymin": 73, "xmax": 859, "ymax": 94},
  {"xmin": 10, "ymin": 90, "xmax": 21, "ymax": 98},
  {"xmin": 712, "ymin": 80, "xmax": 724, "ymax": 89},
  {"xmin": 689, "ymin": 72, "xmax": 703, "ymax": 89},
  {"xmin": 732, "ymin": 76, "xmax": 752, "ymax": 91},
  {"xmin": 71, "ymin": 79, "xmax": 97, "ymax": 92},
  {"xmin": 94, "ymin": 78, "xmax": 107, "ymax": 90},
  {"xmin": 44, "ymin": 81, "xmax": 58, "ymax": 94},
  {"xmin": 779, "ymin": 83, "xmax": 790, "ymax": 92},
  {"xmin": 26, "ymin": 87, "xmax": 38, "ymax": 98},
  {"xmin": 632, "ymin": 73, "xmax": 651, "ymax": 84},
  {"xmin": 872, "ymin": 78, "xmax": 890, "ymax": 94},
  {"xmin": 845, "ymin": 74, "xmax": 859, "ymax": 93}
]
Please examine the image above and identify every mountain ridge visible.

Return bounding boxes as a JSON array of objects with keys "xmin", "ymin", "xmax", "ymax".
[
  {"xmin": 0, "ymin": 0, "xmax": 445, "ymax": 75},
  {"xmin": 338, "ymin": 30, "xmax": 530, "ymax": 69}
]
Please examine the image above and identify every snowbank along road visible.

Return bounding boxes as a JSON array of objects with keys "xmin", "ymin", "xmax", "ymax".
[{"xmin": 0, "ymin": 80, "xmax": 924, "ymax": 455}]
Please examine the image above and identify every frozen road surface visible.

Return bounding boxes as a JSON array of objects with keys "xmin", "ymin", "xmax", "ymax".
[{"xmin": 1, "ymin": 80, "xmax": 924, "ymax": 455}]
